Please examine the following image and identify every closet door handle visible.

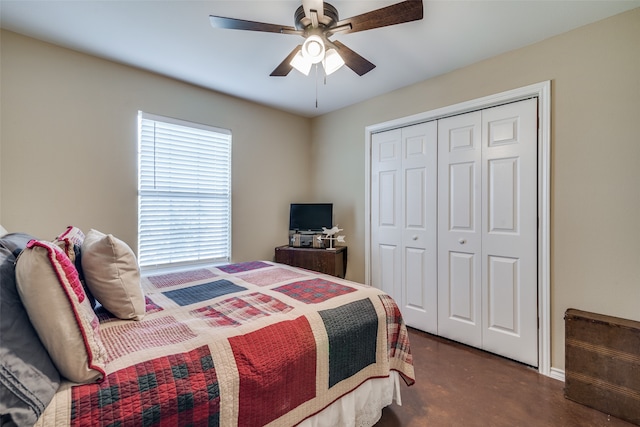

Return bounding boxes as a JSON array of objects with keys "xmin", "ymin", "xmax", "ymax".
[
  {"xmin": 412, "ymin": 235, "xmax": 418, "ymax": 241},
  {"xmin": 458, "ymin": 239, "xmax": 466, "ymax": 244}
]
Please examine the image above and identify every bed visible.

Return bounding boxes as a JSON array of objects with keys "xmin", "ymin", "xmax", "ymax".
[{"xmin": 1, "ymin": 230, "xmax": 414, "ymax": 427}]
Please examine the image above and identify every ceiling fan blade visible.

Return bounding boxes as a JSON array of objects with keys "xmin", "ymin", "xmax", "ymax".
[
  {"xmin": 270, "ymin": 45, "xmax": 302, "ymax": 77},
  {"xmin": 335, "ymin": 0, "xmax": 423, "ymax": 34},
  {"xmin": 209, "ymin": 15, "xmax": 299, "ymax": 35},
  {"xmin": 332, "ymin": 40, "xmax": 376, "ymax": 76}
]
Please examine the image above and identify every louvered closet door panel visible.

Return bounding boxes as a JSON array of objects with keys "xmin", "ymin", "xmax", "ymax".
[
  {"xmin": 371, "ymin": 129, "xmax": 402, "ymax": 300},
  {"xmin": 481, "ymin": 98, "xmax": 538, "ymax": 366},
  {"xmin": 400, "ymin": 121, "xmax": 438, "ymax": 334},
  {"xmin": 437, "ymin": 111, "xmax": 483, "ymax": 348}
]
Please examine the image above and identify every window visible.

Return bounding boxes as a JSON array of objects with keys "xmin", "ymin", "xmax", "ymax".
[{"xmin": 138, "ymin": 112, "xmax": 231, "ymax": 269}]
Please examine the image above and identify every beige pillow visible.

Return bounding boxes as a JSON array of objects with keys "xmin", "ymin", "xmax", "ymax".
[
  {"xmin": 81, "ymin": 229, "xmax": 145, "ymax": 320},
  {"xmin": 15, "ymin": 240, "xmax": 107, "ymax": 383}
]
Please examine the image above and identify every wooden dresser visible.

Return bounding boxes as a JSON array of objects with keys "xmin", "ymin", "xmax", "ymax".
[{"xmin": 274, "ymin": 246, "xmax": 347, "ymax": 278}]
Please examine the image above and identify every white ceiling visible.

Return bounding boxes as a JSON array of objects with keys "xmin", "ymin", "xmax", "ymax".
[{"xmin": 1, "ymin": 1, "xmax": 638, "ymax": 117}]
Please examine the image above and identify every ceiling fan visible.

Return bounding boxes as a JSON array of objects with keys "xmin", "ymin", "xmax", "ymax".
[{"xmin": 209, "ymin": 0, "xmax": 423, "ymax": 77}]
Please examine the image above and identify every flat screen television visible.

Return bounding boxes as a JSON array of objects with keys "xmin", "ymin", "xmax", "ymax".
[{"xmin": 289, "ymin": 203, "xmax": 333, "ymax": 233}]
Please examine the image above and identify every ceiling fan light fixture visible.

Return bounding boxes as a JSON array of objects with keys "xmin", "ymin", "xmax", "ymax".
[
  {"xmin": 290, "ymin": 51, "xmax": 312, "ymax": 76},
  {"xmin": 301, "ymin": 35, "xmax": 325, "ymax": 64},
  {"xmin": 323, "ymin": 48, "xmax": 345, "ymax": 75}
]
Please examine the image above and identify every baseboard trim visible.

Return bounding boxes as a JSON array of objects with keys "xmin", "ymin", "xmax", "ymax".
[{"xmin": 549, "ymin": 367, "xmax": 565, "ymax": 382}]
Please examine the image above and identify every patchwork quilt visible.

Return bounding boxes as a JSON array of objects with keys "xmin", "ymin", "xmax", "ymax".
[{"xmin": 36, "ymin": 261, "xmax": 414, "ymax": 427}]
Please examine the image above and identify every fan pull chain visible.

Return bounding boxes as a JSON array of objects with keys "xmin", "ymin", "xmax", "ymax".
[{"xmin": 315, "ymin": 64, "xmax": 319, "ymax": 108}]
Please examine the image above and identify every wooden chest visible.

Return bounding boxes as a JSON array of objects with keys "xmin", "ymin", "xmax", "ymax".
[{"xmin": 564, "ymin": 309, "xmax": 640, "ymax": 425}]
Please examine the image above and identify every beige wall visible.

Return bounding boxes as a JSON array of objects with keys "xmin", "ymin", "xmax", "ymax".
[
  {"xmin": 310, "ymin": 8, "xmax": 640, "ymax": 370},
  {"xmin": 2, "ymin": 8, "xmax": 639, "ymax": 374},
  {"xmin": 0, "ymin": 30, "xmax": 311, "ymax": 262}
]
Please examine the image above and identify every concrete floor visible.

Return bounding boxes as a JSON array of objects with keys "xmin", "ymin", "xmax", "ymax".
[{"xmin": 375, "ymin": 328, "xmax": 635, "ymax": 427}]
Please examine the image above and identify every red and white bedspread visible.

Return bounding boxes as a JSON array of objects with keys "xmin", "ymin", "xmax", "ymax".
[{"xmin": 36, "ymin": 261, "xmax": 414, "ymax": 427}]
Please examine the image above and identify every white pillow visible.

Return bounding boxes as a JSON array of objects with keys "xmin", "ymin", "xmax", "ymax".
[
  {"xmin": 0, "ymin": 224, "xmax": 8, "ymax": 236},
  {"xmin": 81, "ymin": 229, "xmax": 145, "ymax": 320},
  {"xmin": 15, "ymin": 240, "xmax": 107, "ymax": 383}
]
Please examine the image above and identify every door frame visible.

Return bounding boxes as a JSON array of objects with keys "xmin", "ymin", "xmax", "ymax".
[{"xmin": 364, "ymin": 81, "xmax": 552, "ymax": 377}]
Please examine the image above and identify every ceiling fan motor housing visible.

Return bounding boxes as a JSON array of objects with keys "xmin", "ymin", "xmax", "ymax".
[{"xmin": 294, "ymin": 3, "xmax": 339, "ymax": 31}]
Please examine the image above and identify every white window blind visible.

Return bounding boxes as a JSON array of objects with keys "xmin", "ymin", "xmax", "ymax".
[{"xmin": 138, "ymin": 112, "xmax": 231, "ymax": 269}]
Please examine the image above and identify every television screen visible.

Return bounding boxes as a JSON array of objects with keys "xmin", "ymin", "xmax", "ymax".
[{"xmin": 289, "ymin": 203, "xmax": 333, "ymax": 232}]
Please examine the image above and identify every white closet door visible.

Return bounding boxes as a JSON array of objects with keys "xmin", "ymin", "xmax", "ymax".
[
  {"xmin": 481, "ymin": 98, "xmax": 538, "ymax": 366},
  {"xmin": 370, "ymin": 97, "xmax": 539, "ymax": 366},
  {"xmin": 371, "ymin": 129, "xmax": 402, "ymax": 300},
  {"xmin": 437, "ymin": 111, "xmax": 483, "ymax": 348},
  {"xmin": 371, "ymin": 122, "xmax": 438, "ymax": 333},
  {"xmin": 400, "ymin": 122, "xmax": 438, "ymax": 333}
]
